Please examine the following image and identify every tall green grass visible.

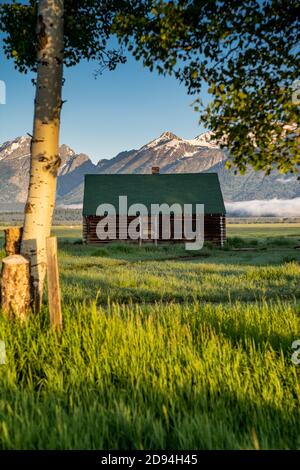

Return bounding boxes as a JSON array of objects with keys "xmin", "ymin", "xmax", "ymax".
[
  {"xmin": 0, "ymin": 224, "xmax": 300, "ymax": 449},
  {"xmin": 60, "ymin": 257, "xmax": 300, "ymax": 305},
  {"xmin": 0, "ymin": 301, "xmax": 299, "ymax": 449}
]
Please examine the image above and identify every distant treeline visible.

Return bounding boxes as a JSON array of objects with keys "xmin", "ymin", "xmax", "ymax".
[
  {"xmin": 1, "ymin": 210, "xmax": 300, "ymax": 226},
  {"xmin": 227, "ymin": 217, "xmax": 300, "ymax": 224},
  {"xmin": 0, "ymin": 209, "xmax": 83, "ymax": 226}
]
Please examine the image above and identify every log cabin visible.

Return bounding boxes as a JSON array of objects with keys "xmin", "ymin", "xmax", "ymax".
[{"xmin": 82, "ymin": 169, "xmax": 226, "ymax": 246}]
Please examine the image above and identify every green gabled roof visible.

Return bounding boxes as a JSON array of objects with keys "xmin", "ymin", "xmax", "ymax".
[{"xmin": 83, "ymin": 173, "xmax": 226, "ymax": 216}]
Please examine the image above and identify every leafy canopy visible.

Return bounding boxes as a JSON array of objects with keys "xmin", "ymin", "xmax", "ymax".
[
  {"xmin": 0, "ymin": 0, "xmax": 132, "ymax": 74},
  {"xmin": 115, "ymin": 0, "xmax": 300, "ymax": 175},
  {"xmin": 1, "ymin": 0, "xmax": 299, "ymax": 175}
]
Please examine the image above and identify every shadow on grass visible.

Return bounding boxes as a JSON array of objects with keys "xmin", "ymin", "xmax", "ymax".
[
  {"xmin": 58, "ymin": 236, "xmax": 300, "ymax": 267},
  {"xmin": 190, "ymin": 306, "xmax": 299, "ymax": 356},
  {"xmin": 1, "ymin": 297, "xmax": 299, "ymax": 449},
  {"xmin": 60, "ymin": 266, "xmax": 300, "ymax": 305},
  {"xmin": 0, "ymin": 376, "xmax": 298, "ymax": 449}
]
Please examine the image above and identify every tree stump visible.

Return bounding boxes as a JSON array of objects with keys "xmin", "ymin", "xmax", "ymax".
[
  {"xmin": 4, "ymin": 227, "xmax": 23, "ymax": 256},
  {"xmin": 0, "ymin": 255, "xmax": 31, "ymax": 321}
]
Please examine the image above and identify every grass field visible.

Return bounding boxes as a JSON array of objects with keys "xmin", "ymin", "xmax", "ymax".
[{"xmin": 0, "ymin": 224, "xmax": 299, "ymax": 449}]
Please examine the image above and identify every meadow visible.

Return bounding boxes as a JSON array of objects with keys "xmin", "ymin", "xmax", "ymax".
[{"xmin": 0, "ymin": 223, "xmax": 299, "ymax": 449}]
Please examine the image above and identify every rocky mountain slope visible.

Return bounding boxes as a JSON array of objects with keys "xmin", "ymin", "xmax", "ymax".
[
  {"xmin": 62, "ymin": 131, "xmax": 300, "ymax": 206},
  {"xmin": 0, "ymin": 132, "xmax": 299, "ymax": 209},
  {"xmin": 0, "ymin": 136, "xmax": 96, "ymax": 209}
]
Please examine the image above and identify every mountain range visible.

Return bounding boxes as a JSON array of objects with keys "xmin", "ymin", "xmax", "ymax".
[{"xmin": 0, "ymin": 131, "xmax": 299, "ymax": 211}]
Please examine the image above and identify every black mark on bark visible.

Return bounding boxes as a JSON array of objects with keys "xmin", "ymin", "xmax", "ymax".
[
  {"xmin": 25, "ymin": 203, "xmax": 34, "ymax": 214},
  {"xmin": 37, "ymin": 15, "xmax": 48, "ymax": 51}
]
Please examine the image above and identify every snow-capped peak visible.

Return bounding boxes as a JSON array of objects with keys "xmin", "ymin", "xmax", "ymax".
[
  {"xmin": 188, "ymin": 131, "xmax": 220, "ymax": 148},
  {"xmin": 0, "ymin": 135, "xmax": 30, "ymax": 161},
  {"xmin": 145, "ymin": 131, "xmax": 182, "ymax": 149},
  {"xmin": 143, "ymin": 130, "xmax": 221, "ymax": 151},
  {"xmin": 159, "ymin": 131, "xmax": 181, "ymax": 141}
]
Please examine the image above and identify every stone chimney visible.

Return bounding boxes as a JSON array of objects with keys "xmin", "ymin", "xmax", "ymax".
[{"xmin": 152, "ymin": 166, "xmax": 160, "ymax": 175}]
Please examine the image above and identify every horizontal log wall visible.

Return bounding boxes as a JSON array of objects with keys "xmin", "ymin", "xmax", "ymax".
[{"xmin": 83, "ymin": 214, "xmax": 226, "ymax": 246}]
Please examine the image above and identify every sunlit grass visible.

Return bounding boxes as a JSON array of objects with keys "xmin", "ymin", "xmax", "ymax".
[
  {"xmin": 0, "ymin": 224, "xmax": 299, "ymax": 449},
  {"xmin": 0, "ymin": 300, "xmax": 299, "ymax": 449}
]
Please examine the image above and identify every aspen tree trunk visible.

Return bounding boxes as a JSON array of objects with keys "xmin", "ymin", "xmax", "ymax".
[{"xmin": 21, "ymin": 0, "xmax": 64, "ymax": 311}]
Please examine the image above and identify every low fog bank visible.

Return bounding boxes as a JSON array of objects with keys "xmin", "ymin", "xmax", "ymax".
[{"xmin": 225, "ymin": 198, "xmax": 300, "ymax": 217}]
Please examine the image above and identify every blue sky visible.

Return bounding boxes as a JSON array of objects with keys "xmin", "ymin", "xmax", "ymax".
[{"xmin": 0, "ymin": 48, "xmax": 208, "ymax": 163}]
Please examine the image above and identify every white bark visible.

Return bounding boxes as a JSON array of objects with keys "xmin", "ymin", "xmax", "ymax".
[{"xmin": 21, "ymin": 0, "xmax": 64, "ymax": 311}]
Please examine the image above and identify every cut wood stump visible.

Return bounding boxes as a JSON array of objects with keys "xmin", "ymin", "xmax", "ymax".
[
  {"xmin": 4, "ymin": 227, "xmax": 23, "ymax": 256},
  {"xmin": 46, "ymin": 237, "xmax": 62, "ymax": 330},
  {"xmin": 0, "ymin": 255, "xmax": 31, "ymax": 321}
]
